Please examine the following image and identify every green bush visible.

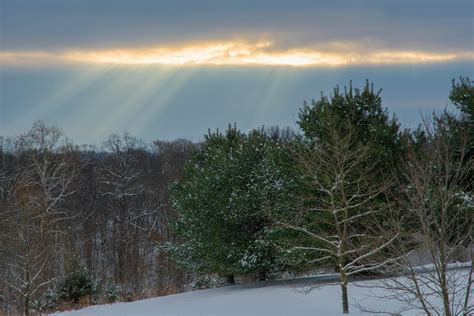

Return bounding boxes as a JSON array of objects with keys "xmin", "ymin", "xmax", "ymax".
[
  {"xmin": 30, "ymin": 288, "xmax": 59, "ymax": 313},
  {"xmin": 58, "ymin": 259, "xmax": 98, "ymax": 303},
  {"xmin": 105, "ymin": 282, "xmax": 122, "ymax": 303}
]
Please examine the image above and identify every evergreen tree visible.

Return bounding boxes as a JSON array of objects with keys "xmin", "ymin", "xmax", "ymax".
[
  {"xmin": 449, "ymin": 77, "xmax": 474, "ymax": 190},
  {"xmin": 450, "ymin": 77, "xmax": 474, "ymax": 121},
  {"xmin": 58, "ymin": 256, "xmax": 97, "ymax": 304},
  {"xmin": 298, "ymin": 80, "xmax": 401, "ymax": 169},
  {"xmin": 167, "ymin": 125, "xmax": 290, "ymax": 281}
]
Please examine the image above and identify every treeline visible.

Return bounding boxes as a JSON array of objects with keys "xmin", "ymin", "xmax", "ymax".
[
  {"xmin": 0, "ymin": 79, "xmax": 473, "ymax": 315},
  {"xmin": 0, "ymin": 130, "xmax": 196, "ymax": 315}
]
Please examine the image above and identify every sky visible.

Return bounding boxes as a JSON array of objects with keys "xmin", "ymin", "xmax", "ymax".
[{"xmin": 1, "ymin": 0, "xmax": 473, "ymax": 144}]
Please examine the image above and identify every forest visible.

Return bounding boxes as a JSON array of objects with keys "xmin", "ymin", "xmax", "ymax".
[{"xmin": 0, "ymin": 78, "xmax": 472, "ymax": 315}]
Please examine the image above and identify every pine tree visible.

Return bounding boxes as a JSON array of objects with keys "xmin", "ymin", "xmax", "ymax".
[
  {"xmin": 167, "ymin": 126, "xmax": 289, "ymax": 281},
  {"xmin": 449, "ymin": 77, "xmax": 473, "ymax": 191},
  {"xmin": 297, "ymin": 80, "xmax": 401, "ymax": 170},
  {"xmin": 58, "ymin": 256, "xmax": 97, "ymax": 304}
]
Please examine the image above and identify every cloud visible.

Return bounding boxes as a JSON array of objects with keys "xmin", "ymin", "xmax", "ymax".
[
  {"xmin": 1, "ymin": 0, "xmax": 472, "ymax": 53},
  {"xmin": 1, "ymin": 40, "xmax": 472, "ymax": 67}
]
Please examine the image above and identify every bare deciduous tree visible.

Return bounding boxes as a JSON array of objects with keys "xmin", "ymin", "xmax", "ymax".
[
  {"xmin": 100, "ymin": 132, "xmax": 153, "ymax": 297},
  {"xmin": 1, "ymin": 122, "xmax": 77, "ymax": 315},
  {"xmin": 275, "ymin": 120, "xmax": 398, "ymax": 314},
  {"xmin": 368, "ymin": 114, "xmax": 473, "ymax": 316}
]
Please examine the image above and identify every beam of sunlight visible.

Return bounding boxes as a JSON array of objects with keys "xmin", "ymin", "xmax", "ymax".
[
  {"xmin": 10, "ymin": 65, "xmax": 114, "ymax": 128},
  {"xmin": 2, "ymin": 40, "xmax": 472, "ymax": 68},
  {"xmin": 63, "ymin": 70, "xmax": 144, "ymax": 140},
  {"xmin": 96, "ymin": 67, "xmax": 175, "ymax": 133},
  {"xmin": 252, "ymin": 68, "xmax": 295, "ymax": 127},
  {"xmin": 130, "ymin": 67, "xmax": 199, "ymax": 136}
]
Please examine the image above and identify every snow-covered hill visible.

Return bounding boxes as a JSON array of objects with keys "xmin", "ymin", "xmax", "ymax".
[{"xmin": 54, "ymin": 269, "xmax": 472, "ymax": 316}]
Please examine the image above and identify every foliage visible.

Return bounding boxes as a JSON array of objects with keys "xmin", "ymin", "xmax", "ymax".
[
  {"xmin": 449, "ymin": 77, "xmax": 474, "ymax": 191},
  {"xmin": 105, "ymin": 282, "xmax": 122, "ymax": 303},
  {"xmin": 58, "ymin": 257, "xmax": 98, "ymax": 304},
  {"xmin": 297, "ymin": 80, "xmax": 401, "ymax": 168},
  {"xmin": 167, "ymin": 125, "xmax": 293, "ymax": 278},
  {"xmin": 30, "ymin": 288, "xmax": 60, "ymax": 313},
  {"xmin": 450, "ymin": 77, "xmax": 474, "ymax": 120},
  {"xmin": 192, "ymin": 274, "xmax": 224, "ymax": 290}
]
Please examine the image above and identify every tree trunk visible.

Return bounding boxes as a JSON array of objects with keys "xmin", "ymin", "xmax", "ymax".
[
  {"xmin": 258, "ymin": 270, "xmax": 266, "ymax": 281},
  {"xmin": 226, "ymin": 274, "xmax": 235, "ymax": 284},
  {"xmin": 440, "ymin": 269, "xmax": 452, "ymax": 316},
  {"xmin": 24, "ymin": 295, "xmax": 30, "ymax": 316},
  {"xmin": 438, "ymin": 246, "xmax": 452, "ymax": 316},
  {"xmin": 463, "ymin": 262, "xmax": 473, "ymax": 314},
  {"xmin": 341, "ymin": 281, "xmax": 349, "ymax": 314}
]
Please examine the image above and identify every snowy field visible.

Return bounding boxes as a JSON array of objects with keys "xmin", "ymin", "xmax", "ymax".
[{"xmin": 54, "ymin": 268, "xmax": 472, "ymax": 316}]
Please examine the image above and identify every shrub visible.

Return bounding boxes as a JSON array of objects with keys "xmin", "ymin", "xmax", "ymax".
[
  {"xmin": 58, "ymin": 259, "xmax": 98, "ymax": 303},
  {"xmin": 105, "ymin": 282, "xmax": 122, "ymax": 303}
]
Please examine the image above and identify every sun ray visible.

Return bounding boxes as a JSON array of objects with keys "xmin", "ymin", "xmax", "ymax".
[
  {"xmin": 251, "ymin": 67, "xmax": 295, "ymax": 127},
  {"xmin": 130, "ymin": 67, "xmax": 199, "ymax": 136},
  {"xmin": 10, "ymin": 65, "xmax": 114, "ymax": 128},
  {"xmin": 62, "ymin": 70, "xmax": 142, "ymax": 139},
  {"xmin": 96, "ymin": 66, "xmax": 177, "ymax": 134}
]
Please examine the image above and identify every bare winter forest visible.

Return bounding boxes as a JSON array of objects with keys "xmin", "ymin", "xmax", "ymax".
[{"xmin": 0, "ymin": 128, "xmax": 198, "ymax": 314}]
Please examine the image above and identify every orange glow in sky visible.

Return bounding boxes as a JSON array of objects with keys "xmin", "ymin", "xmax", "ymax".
[{"xmin": 1, "ymin": 41, "xmax": 472, "ymax": 67}]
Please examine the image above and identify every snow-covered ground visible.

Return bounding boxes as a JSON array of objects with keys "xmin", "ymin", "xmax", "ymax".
[{"xmin": 54, "ymin": 268, "xmax": 472, "ymax": 316}]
